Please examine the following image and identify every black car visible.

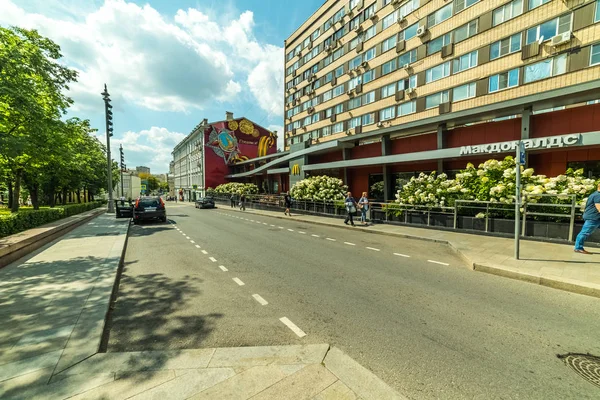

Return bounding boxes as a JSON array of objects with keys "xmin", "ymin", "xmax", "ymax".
[
  {"xmin": 115, "ymin": 199, "xmax": 133, "ymax": 219},
  {"xmin": 195, "ymin": 197, "xmax": 215, "ymax": 209},
  {"xmin": 133, "ymin": 196, "xmax": 167, "ymax": 224}
]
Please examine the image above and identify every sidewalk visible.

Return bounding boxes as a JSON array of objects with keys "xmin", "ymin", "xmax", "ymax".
[
  {"xmin": 219, "ymin": 204, "xmax": 600, "ymax": 299},
  {"xmin": 0, "ymin": 212, "xmax": 405, "ymax": 399}
]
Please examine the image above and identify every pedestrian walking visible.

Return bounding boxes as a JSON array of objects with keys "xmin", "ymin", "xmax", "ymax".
[
  {"xmin": 358, "ymin": 192, "xmax": 369, "ymax": 225},
  {"xmin": 239, "ymin": 193, "xmax": 246, "ymax": 211},
  {"xmin": 284, "ymin": 192, "xmax": 292, "ymax": 216},
  {"xmin": 230, "ymin": 193, "xmax": 236, "ymax": 208},
  {"xmin": 344, "ymin": 191, "xmax": 357, "ymax": 227},
  {"xmin": 574, "ymin": 182, "xmax": 600, "ymax": 254}
]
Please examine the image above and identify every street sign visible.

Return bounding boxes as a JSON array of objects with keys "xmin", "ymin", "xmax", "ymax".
[
  {"xmin": 192, "ymin": 185, "xmax": 198, "ymax": 190},
  {"xmin": 141, "ymin": 184, "xmax": 147, "ymax": 190},
  {"xmin": 519, "ymin": 141, "xmax": 526, "ymax": 165}
]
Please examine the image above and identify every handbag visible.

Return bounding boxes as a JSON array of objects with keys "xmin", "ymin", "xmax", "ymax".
[{"xmin": 348, "ymin": 204, "xmax": 357, "ymax": 214}]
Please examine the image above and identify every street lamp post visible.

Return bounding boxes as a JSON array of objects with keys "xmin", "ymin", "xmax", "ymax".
[
  {"xmin": 119, "ymin": 144, "xmax": 125, "ymax": 199},
  {"xmin": 102, "ymin": 84, "xmax": 115, "ymax": 213}
]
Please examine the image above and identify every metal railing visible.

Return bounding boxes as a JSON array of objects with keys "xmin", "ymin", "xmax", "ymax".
[{"xmin": 209, "ymin": 192, "xmax": 583, "ymax": 242}]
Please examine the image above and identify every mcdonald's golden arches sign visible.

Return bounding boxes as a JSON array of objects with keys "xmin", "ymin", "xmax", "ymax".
[{"xmin": 291, "ymin": 164, "xmax": 301, "ymax": 175}]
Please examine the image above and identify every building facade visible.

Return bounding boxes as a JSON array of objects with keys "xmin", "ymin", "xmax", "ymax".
[
  {"xmin": 172, "ymin": 113, "xmax": 278, "ymax": 201},
  {"xmin": 136, "ymin": 166, "xmax": 151, "ymax": 175},
  {"xmin": 227, "ymin": 0, "xmax": 600, "ymax": 199}
]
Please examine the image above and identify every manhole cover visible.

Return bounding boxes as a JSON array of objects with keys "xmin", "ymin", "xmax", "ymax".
[{"xmin": 558, "ymin": 353, "xmax": 600, "ymax": 389}]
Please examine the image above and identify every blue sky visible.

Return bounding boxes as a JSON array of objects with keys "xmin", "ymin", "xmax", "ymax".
[{"xmin": 0, "ymin": 0, "xmax": 322, "ymax": 173}]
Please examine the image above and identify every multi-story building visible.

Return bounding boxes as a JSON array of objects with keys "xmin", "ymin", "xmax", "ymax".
[
  {"xmin": 172, "ymin": 113, "xmax": 278, "ymax": 201},
  {"xmin": 136, "ymin": 166, "xmax": 151, "ymax": 175},
  {"xmin": 229, "ymin": 0, "xmax": 600, "ymax": 199}
]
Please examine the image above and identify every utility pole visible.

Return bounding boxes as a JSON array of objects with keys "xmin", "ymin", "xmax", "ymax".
[
  {"xmin": 119, "ymin": 144, "xmax": 125, "ymax": 199},
  {"xmin": 102, "ymin": 84, "xmax": 115, "ymax": 213},
  {"xmin": 514, "ymin": 141, "xmax": 526, "ymax": 259}
]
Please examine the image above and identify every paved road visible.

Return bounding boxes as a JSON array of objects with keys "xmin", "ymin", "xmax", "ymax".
[{"xmin": 107, "ymin": 202, "xmax": 600, "ymax": 399}]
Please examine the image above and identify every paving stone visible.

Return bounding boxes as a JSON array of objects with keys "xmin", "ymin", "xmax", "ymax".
[
  {"xmin": 0, "ymin": 367, "xmax": 53, "ymax": 400},
  {"xmin": 208, "ymin": 344, "xmax": 330, "ymax": 368},
  {"xmin": 0, "ymin": 350, "xmax": 62, "ymax": 383},
  {"xmin": 128, "ymin": 368, "xmax": 236, "ymax": 400},
  {"xmin": 187, "ymin": 365, "xmax": 292, "ymax": 400},
  {"xmin": 67, "ymin": 370, "xmax": 176, "ymax": 400},
  {"xmin": 251, "ymin": 364, "xmax": 337, "ymax": 400},
  {"xmin": 313, "ymin": 380, "xmax": 358, "ymax": 400}
]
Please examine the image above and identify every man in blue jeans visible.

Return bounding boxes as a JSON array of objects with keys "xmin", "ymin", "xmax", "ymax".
[{"xmin": 574, "ymin": 183, "xmax": 600, "ymax": 254}]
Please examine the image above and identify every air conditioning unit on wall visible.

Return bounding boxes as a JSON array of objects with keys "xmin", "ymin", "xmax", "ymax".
[
  {"xmin": 551, "ymin": 31, "xmax": 572, "ymax": 46},
  {"xmin": 416, "ymin": 25, "xmax": 427, "ymax": 37}
]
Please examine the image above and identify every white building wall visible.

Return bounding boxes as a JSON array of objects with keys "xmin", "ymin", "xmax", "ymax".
[{"xmin": 172, "ymin": 127, "xmax": 205, "ymax": 200}]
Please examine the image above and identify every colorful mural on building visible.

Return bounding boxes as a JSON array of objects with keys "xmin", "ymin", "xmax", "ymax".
[{"xmin": 204, "ymin": 118, "xmax": 276, "ymax": 190}]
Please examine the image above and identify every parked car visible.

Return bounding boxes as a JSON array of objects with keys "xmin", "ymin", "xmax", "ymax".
[
  {"xmin": 115, "ymin": 199, "xmax": 133, "ymax": 219},
  {"xmin": 133, "ymin": 196, "xmax": 167, "ymax": 224},
  {"xmin": 195, "ymin": 197, "xmax": 215, "ymax": 209}
]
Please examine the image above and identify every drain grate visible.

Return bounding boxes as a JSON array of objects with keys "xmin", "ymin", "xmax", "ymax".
[{"xmin": 558, "ymin": 353, "xmax": 600, "ymax": 389}]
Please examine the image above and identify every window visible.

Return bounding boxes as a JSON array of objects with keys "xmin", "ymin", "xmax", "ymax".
[
  {"xmin": 363, "ymin": 70, "xmax": 375, "ymax": 83},
  {"xmin": 399, "ymin": 0, "xmax": 419, "ymax": 18},
  {"xmin": 312, "ymin": 28, "xmax": 320, "ymax": 41},
  {"xmin": 350, "ymin": 116, "xmax": 362, "ymax": 128},
  {"xmin": 364, "ymin": 4, "xmax": 376, "ymax": 19},
  {"xmin": 382, "ymin": 11, "xmax": 398, "ymax": 30},
  {"xmin": 303, "ymin": 116, "xmax": 312, "ymax": 126},
  {"xmin": 333, "ymin": 27, "xmax": 345, "ymax": 41},
  {"xmin": 524, "ymin": 53, "xmax": 567, "ymax": 83},
  {"xmin": 348, "ymin": 76, "xmax": 362, "ymax": 90},
  {"xmin": 333, "ymin": 47, "xmax": 344, "ymax": 61},
  {"xmin": 324, "ymin": 72, "xmax": 333, "ymax": 84},
  {"xmin": 350, "ymin": 55, "xmax": 363, "ymax": 70},
  {"xmin": 382, "ymin": 35, "xmax": 397, "ymax": 52},
  {"xmin": 427, "ymin": 4, "xmax": 453, "ymax": 27},
  {"xmin": 529, "ymin": 0, "xmax": 550, "ymax": 10},
  {"xmin": 312, "ymin": 113, "xmax": 320, "ymax": 123},
  {"xmin": 363, "ymin": 91, "xmax": 376, "ymax": 104},
  {"xmin": 333, "ymin": 84, "xmax": 345, "ymax": 97},
  {"xmin": 381, "ymin": 83, "xmax": 396, "ymax": 98},
  {"xmin": 426, "ymin": 61, "xmax": 451, "ymax": 83},
  {"xmin": 335, "ymin": 103, "xmax": 344, "ymax": 114},
  {"xmin": 453, "ymin": 82, "xmax": 476, "ymax": 101},
  {"xmin": 333, "ymin": 8, "xmax": 345, "ymax": 24},
  {"xmin": 382, "ymin": 59, "xmax": 397, "ymax": 75},
  {"xmin": 402, "ymin": 23, "xmax": 419, "ymax": 41},
  {"xmin": 398, "ymin": 100, "xmax": 416, "ymax": 116},
  {"xmin": 380, "ymin": 106, "xmax": 396, "ymax": 121},
  {"xmin": 335, "ymin": 66, "xmax": 345, "ymax": 77},
  {"xmin": 526, "ymin": 14, "xmax": 572, "ymax": 44},
  {"xmin": 364, "ymin": 25, "xmax": 377, "ymax": 41},
  {"xmin": 398, "ymin": 75, "xmax": 417, "ymax": 90},
  {"xmin": 489, "ymin": 68, "xmax": 519, "ymax": 92},
  {"xmin": 453, "ymin": 51, "xmax": 478, "ymax": 73},
  {"xmin": 398, "ymin": 49, "xmax": 417, "ymax": 66},
  {"xmin": 323, "ymin": 54, "xmax": 333, "ymax": 67},
  {"xmin": 454, "ymin": 20, "xmax": 478, "ymax": 43},
  {"xmin": 350, "ymin": 0, "xmax": 360, "ymax": 7},
  {"xmin": 350, "ymin": 15, "xmax": 361, "ymax": 31},
  {"xmin": 333, "ymin": 122, "xmax": 344, "ymax": 134},
  {"xmin": 325, "ymin": 107, "xmax": 333, "ymax": 118},
  {"xmin": 322, "ymin": 90, "xmax": 332, "ymax": 102},
  {"xmin": 427, "ymin": 33, "xmax": 451, "ymax": 55},
  {"xmin": 454, "ymin": 0, "xmax": 479, "ymax": 13},
  {"xmin": 426, "ymin": 91, "xmax": 450, "ymax": 109},
  {"xmin": 362, "ymin": 113, "xmax": 375, "ymax": 125},
  {"xmin": 493, "ymin": 0, "xmax": 523, "ymax": 26},
  {"xmin": 490, "ymin": 33, "xmax": 521, "ymax": 60},
  {"xmin": 322, "ymin": 126, "xmax": 332, "ymax": 136},
  {"xmin": 592, "ymin": 44, "xmax": 600, "ymax": 66},
  {"xmin": 348, "ymin": 97, "xmax": 362, "ymax": 110},
  {"xmin": 596, "ymin": 0, "xmax": 600, "ymax": 22},
  {"xmin": 364, "ymin": 47, "xmax": 376, "ymax": 61}
]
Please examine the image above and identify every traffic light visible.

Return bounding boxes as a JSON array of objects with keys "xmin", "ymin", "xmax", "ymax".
[
  {"xmin": 102, "ymin": 84, "xmax": 113, "ymax": 137},
  {"xmin": 120, "ymin": 145, "xmax": 125, "ymax": 171}
]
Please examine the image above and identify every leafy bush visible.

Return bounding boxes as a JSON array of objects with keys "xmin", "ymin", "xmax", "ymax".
[
  {"xmin": 214, "ymin": 183, "xmax": 259, "ymax": 195},
  {"xmin": 0, "ymin": 202, "xmax": 102, "ymax": 238},
  {"xmin": 290, "ymin": 175, "xmax": 348, "ymax": 200}
]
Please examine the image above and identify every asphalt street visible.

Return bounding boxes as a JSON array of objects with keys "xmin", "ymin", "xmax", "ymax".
[{"xmin": 107, "ymin": 202, "xmax": 600, "ymax": 399}]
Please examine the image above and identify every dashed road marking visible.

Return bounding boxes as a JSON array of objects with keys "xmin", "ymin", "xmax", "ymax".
[
  {"xmin": 326, "ymin": 238, "xmax": 336, "ymax": 242},
  {"xmin": 278, "ymin": 226, "xmax": 284, "ymax": 229},
  {"xmin": 195, "ymin": 245, "xmax": 201, "ymax": 249},
  {"xmin": 344, "ymin": 242, "xmax": 356, "ymax": 246},
  {"xmin": 394, "ymin": 253, "xmax": 410, "ymax": 258},
  {"xmin": 263, "ymin": 222, "xmax": 268, "ymax": 225},
  {"xmin": 428, "ymin": 260, "xmax": 450, "ymax": 266},
  {"xmin": 298, "ymin": 231, "xmax": 306, "ymax": 234},
  {"xmin": 287, "ymin": 229, "xmax": 294, "ymax": 232},
  {"xmin": 201, "ymin": 250, "xmax": 208, "ymax": 255},
  {"xmin": 279, "ymin": 317, "xmax": 306, "ymax": 338},
  {"xmin": 366, "ymin": 247, "xmax": 380, "ymax": 252},
  {"xmin": 252, "ymin": 294, "xmax": 268, "ymax": 306},
  {"xmin": 186, "ymin": 236, "xmax": 191, "ymax": 240},
  {"xmin": 209, "ymin": 257, "xmax": 217, "ymax": 263},
  {"xmin": 311, "ymin": 234, "xmax": 320, "ymax": 238},
  {"xmin": 270, "ymin": 224, "xmax": 275, "ymax": 227},
  {"xmin": 219, "ymin": 265, "xmax": 228, "ymax": 272},
  {"xmin": 233, "ymin": 277, "xmax": 245, "ymax": 286},
  {"xmin": 190, "ymin": 240, "xmax": 195, "ymax": 243}
]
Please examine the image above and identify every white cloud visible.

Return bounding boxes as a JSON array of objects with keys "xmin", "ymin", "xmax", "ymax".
[
  {"xmin": 0, "ymin": 0, "xmax": 283, "ymax": 117},
  {"xmin": 267, "ymin": 125, "xmax": 285, "ymax": 151},
  {"xmin": 107, "ymin": 127, "xmax": 186, "ymax": 173}
]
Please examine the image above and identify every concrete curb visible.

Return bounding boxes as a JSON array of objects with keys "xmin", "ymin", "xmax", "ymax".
[
  {"xmin": 0, "ymin": 208, "xmax": 106, "ymax": 269},
  {"xmin": 224, "ymin": 206, "xmax": 600, "ymax": 299}
]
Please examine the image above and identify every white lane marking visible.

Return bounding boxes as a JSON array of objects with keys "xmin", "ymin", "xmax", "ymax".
[
  {"xmin": 263, "ymin": 222, "xmax": 268, "ymax": 225},
  {"xmin": 278, "ymin": 226, "xmax": 284, "ymax": 229},
  {"xmin": 298, "ymin": 231, "xmax": 306, "ymax": 234},
  {"xmin": 270, "ymin": 224, "xmax": 275, "ymax": 227},
  {"xmin": 311, "ymin": 234, "xmax": 320, "ymax": 238},
  {"xmin": 366, "ymin": 247, "xmax": 380, "ymax": 252},
  {"xmin": 209, "ymin": 257, "xmax": 217, "ymax": 263},
  {"xmin": 195, "ymin": 245, "xmax": 201, "ymax": 249},
  {"xmin": 344, "ymin": 242, "xmax": 356, "ymax": 246},
  {"xmin": 428, "ymin": 260, "xmax": 450, "ymax": 266},
  {"xmin": 186, "ymin": 236, "xmax": 191, "ymax": 240},
  {"xmin": 219, "ymin": 265, "xmax": 228, "ymax": 272},
  {"xmin": 326, "ymin": 238, "xmax": 336, "ymax": 241},
  {"xmin": 252, "ymin": 294, "xmax": 268, "ymax": 306},
  {"xmin": 394, "ymin": 253, "xmax": 411, "ymax": 258},
  {"xmin": 201, "ymin": 250, "xmax": 208, "ymax": 255},
  {"xmin": 279, "ymin": 317, "xmax": 307, "ymax": 338},
  {"xmin": 233, "ymin": 277, "xmax": 245, "ymax": 286},
  {"xmin": 287, "ymin": 229, "xmax": 294, "ymax": 232},
  {"xmin": 190, "ymin": 240, "xmax": 195, "ymax": 243},
  {"xmin": 250, "ymin": 220, "xmax": 255, "ymax": 222}
]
